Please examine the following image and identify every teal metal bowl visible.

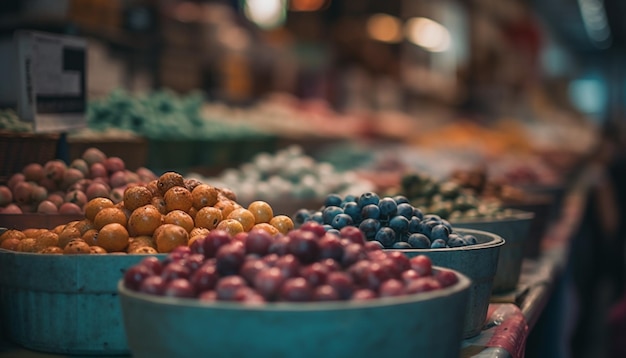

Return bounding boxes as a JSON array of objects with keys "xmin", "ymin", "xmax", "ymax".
[
  {"xmin": 0, "ymin": 249, "xmax": 165, "ymax": 355},
  {"xmin": 118, "ymin": 267, "xmax": 471, "ymax": 358},
  {"xmin": 450, "ymin": 210, "xmax": 534, "ymax": 293},
  {"xmin": 390, "ymin": 228, "xmax": 504, "ymax": 338}
]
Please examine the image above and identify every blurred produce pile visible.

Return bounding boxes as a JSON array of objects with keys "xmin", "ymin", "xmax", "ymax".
[{"xmin": 86, "ymin": 90, "xmax": 272, "ymax": 140}]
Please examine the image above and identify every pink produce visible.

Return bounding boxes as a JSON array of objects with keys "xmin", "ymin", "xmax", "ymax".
[
  {"xmin": 59, "ymin": 202, "xmax": 82, "ymax": 214},
  {"xmin": 12, "ymin": 181, "xmax": 33, "ymax": 204},
  {"xmin": 85, "ymin": 182, "xmax": 111, "ymax": 200},
  {"xmin": 43, "ymin": 160, "xmax": 67, "ymax": 182},
  {"xmin": 22, "ymin": 163, "xmax": 44, "ymax": 182},
  {"xmin": 61, "ymin": 168, "xmax": 85, "ymax": 190},
  {"xmin": 110, "ymin": 171, "xmax": 128, "ymax": 188},
  {"xmin": 0, "ymin": 203, "xmax": 22, "ymax": 214},
  {"xmin": 104, "ymin": 157, "xmax": 125, "ymax": 173},
  {"xmin": 0, "ymin": 185, "xmax": 13, "ymax": 206},
  {"xmin": 37, "ymin": 200, "xmax": 59, "ymax": 214},
  {"xmin": 7, "ymin": 173, "xmax": 25, "ymax": 191},
  {"xmin": 89, "ymin": 162, "xmax": 107, "ymax": 179},
  {"xmin": 82, "ymin": 147, "xmax": 107, "ymax": 166}
]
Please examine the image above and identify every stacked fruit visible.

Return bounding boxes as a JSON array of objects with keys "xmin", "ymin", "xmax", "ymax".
[
  {"xmin": 0, "ymin": 171, "xmax": 294, "ymax": 255},
  {"xmin": 123, "ymin": 223, "xmax": 460, "ymax": 302},
  {"xmin": 191, "ymin": 145, "xmax": 374, "ymax": 204},
  {"xmin": 294, "ymin": 192, "xmax": 479, "ymax": 249},
  {"xmin": 0, "ymin": 148, "xmax": 158, "ymax": 215},
  {"xmin": 392, "ymin": 172, "xmax": 515, "ymax": 220}
]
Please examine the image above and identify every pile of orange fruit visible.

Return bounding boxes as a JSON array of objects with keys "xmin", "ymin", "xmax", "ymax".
[{"xmin": 0, "ymin": 172, "xmax": 294, "ymax": 254}]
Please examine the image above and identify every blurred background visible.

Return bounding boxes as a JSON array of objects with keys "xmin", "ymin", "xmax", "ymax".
[{"xmin": 1, "ymin": 1, "xmax": 626, "ymax": 357}]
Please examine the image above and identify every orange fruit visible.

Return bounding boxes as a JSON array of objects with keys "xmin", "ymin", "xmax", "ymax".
[
  {"xmin": 214, "ymin": 199, "xmax": 239, "ymax": 219},
  {"xmin": 146, "ymin": 180, "xmax": 160, "ymax": 197},
  {"xmin": 130, "ymin": 235, "xmax": 156, "ymax": 247},
  {"xmin": 35, "ymin": 231, "xmax": 59, "ymax": 249},
  {"xmin": 123, "ymin": 186, "xmax": 153, "ymax": 211},
  {"xmin": 58, "ymin": 226, "xmax": 82, "ymax": 249},
  {"xmin": 1, "ymin": 238, "xmax": 21, "ymax": 251},
  {"xmin": 247, "ymin": 201, "xmax": 274, "ymax": 224},
  {"xmin": 63, "ymin": 239, "xmax": 92, "ymax": 254},
  {"xmin": 164, "ymin": 210, "xmax": 195, "ymax": 233},
  {"xmin": 22, "ymin": 228, "xmax": 44, "ymax": 238},
  {"xmin": 94, "ymin": 207, "xmax": 128, "ymax": 230},
  {"xmin": 216, "ymin": 218, "xmax": 244, "ymax": 236},
  {"xmin": 82, "ymin": 229, "xmax": 99, "ymax": 246},
  {"xmin": 188, "ymin": 206, "xmax": 198, "ymax": 220},
  {"xmin": 218, "ymin": 187, "xmax": 237, "ymax": 201},
  {"xmin": 251, "ymin": 223, "xmax": 280, "ymax": 236},
  {"xmin": 0, "ymin": 229, "xmax": 25, "ymax": 244},
  {"xmin": 227, "ymin": 208, "xmax": 256, "ymax": 232},
  {"xmin": 191, "ymin": 184, "xmax": 219, "ymax": 209},
  {"xmin": 52, "ymin": 224, "xmax": 66, "ymax": 235},
  {"xmin": 17, "ymin": 238, "xmax": 38, "ymax": 252},
  {"xmin": 188, "ymin": 234, "xmax": 205, "ymax": 248},
  {"xmin": 96, "ymin": 223, "xmax": 129, "ymax": 252},
  {"xmin": 89, "ymin": 246, "xmax": 107, "ymax": 254},
  {"xmin": 269, "ymin": 215, "xmax": 294, "ymax": 235},
  {"xmin": 127, "ymin": 204, "xmax": 163, "ymax": 237},
  {"xmin": 128, "ymin": 246, "xmax": 158, "ymax": 254},
  {"xmin": 84, "ymin": 197, "xmax": 115, "ymax": 222},
  {"xmin": 157, "ymin": 172, "xmax": 184, "ymax": 196},
  {"xmin": 151, "ymin": 196, "xmax": 168, "ymax": 215},
  {"xmin": 39, "ymin": 246, "xmax": 63, "ymax": 254},
  {"xmin": 189, "ymin": 227, "xmax": 210, "ymax": 238},
  {"xmin": 194, "ymin": 206, "xmax": 223, "ymax": 230},
  {"xmin": 164, "ymin": 186, "xmax": 193, "ymax": 213},
  {"xmin": 154, "ymin": 223, "xmax": 189, "ymax": 253},
  {"xmin": 73, "ymin": 219, "xmax": 95, "ymax": 236}
]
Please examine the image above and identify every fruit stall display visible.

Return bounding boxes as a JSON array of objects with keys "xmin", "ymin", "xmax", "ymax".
[
  {"xmin": 291, "ymin": 191, "xmax": 505, "ymax": 337},
  {"xmin": 119, "ymin": 226, "xmax": 472, "ymax": 358},
  {"xmin": 187, "ymin": 145, "xmax": 376, "ymax": 216}
]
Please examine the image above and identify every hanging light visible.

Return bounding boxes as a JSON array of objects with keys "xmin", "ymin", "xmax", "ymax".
[{"xmin": 405, "ymin": 17, "xmax": 451, "ymax": 52}]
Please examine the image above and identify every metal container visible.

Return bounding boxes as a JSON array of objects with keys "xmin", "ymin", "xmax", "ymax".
[
  {"xmin": 391, "ymin": 228, "xmax": 504, "ymax": 338},
  {"xmin": 451, "ymin": 211, "xmax": 533, "ymax": 293},
  {"xmin": 0, "ymin": 249, "xmax": 163, "ymax": 355},
  {"xmin": 119, "ymin": 267, "xmax": 471, "ymax": 358}
]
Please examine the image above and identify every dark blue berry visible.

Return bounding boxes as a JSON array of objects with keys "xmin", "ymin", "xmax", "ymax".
[
  {"xmin": 342, "ymin": 201, "xmax": 362, "ymax": 223},
  {"xmin": 430, "ymin": 239, "xmax": 447, "ymax": 249},
  {"xmin": 331, "ymin": 213, "xmax": 353, "ymax": 230},
  {"xmin": 447, "ymin": 236, "xmax": 466, "ymax": 247},
  {"xmin": 430, "ymin": 224, "xmax": 450, "ymax": 243},
  {"xmin": 310, "ymin": 211, "xmax": 323, "ymax": 224},
  {"xmin": 396, "ymin": 203, "xmax": 414, "ymax": 219},
  {"xmin": 393, "ymin": 195, "xmax": 410, "ymax": 204},
  {"xmin": 413, "ymin": 207, "xmax": 424, "ymax": 220},
  {"xmin": 374, "ymin": 227, "xmax": 396, "ymax": 248},
  {"xmin": 407, "ymin": 233, "xmax": 431, "ymax": 249},
  {"xmin": 389, "ymin": 215, "xmax": 409, "ymax": 234},
  {"xmin": 293, "ymin": 209, "xmax": 311, "ymax": 226},
  {"xmin": 408, "ymin": 216, "xmax": 422, "ymax": 233},
  {"xmin": 464, "ymin": 235, "xmax": 478, "ymax": 245},
  {"xmin": 322, "ymin": 206, "xmax": 343, "ymax": 225},
  {"xmin": 361, "ymin": 204, "xmax": 381, "ymax": 220},
  {"xmin": 392, "ymin": 241, "xmax": 412, "ymax": 249},
  {"xmin": 359, "ymin": 218, "xmax": 381, "ymax": 240},
  {"xmin": 378, "ymin": 197, "xmax": 398, "ymax": 219},
  {"xmin": 358, "ymin": 192, "xmax": 380, "ymax": 208},
  {"xmin": 324, "ymin": 194, "xmax": 343, "ymax": 208}
]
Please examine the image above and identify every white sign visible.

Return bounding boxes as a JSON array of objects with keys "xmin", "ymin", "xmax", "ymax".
[{"xmin": 15, "ymin": 31, "xmax": 87, "ymax": 133}]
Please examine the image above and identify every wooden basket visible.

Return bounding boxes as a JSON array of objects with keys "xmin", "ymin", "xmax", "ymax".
[{"xmin": 0, "ymin": 131, "xmax": 60, "ymax": 184}]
